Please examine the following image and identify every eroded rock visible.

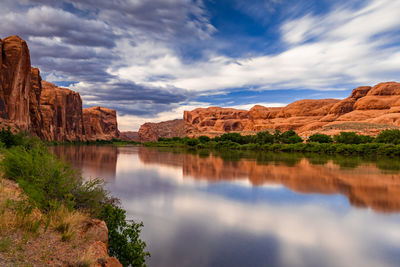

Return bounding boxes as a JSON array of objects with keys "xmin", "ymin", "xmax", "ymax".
[{"xmin": 83, "ymin": 106, "xmax": 119, "ymax": 141}]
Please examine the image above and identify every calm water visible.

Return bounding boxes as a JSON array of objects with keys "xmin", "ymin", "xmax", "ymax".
[{"xmin": 50, "ymin": 145, "xmax": 400, "ymax": 267}]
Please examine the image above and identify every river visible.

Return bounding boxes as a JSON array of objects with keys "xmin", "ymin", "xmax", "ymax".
[{"xmin": 50, "ymin": 145, "xmax": 400, "ymax": 267}]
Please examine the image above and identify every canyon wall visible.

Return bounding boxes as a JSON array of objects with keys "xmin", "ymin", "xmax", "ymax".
[
  {"xmin": 83, "ymin": 107, "xmax": 120, "ymax": 141},
  {"xmin": 0, "ymin": 35, "xmax": 119, "ymax": 141},
  {"xmin": 180, "ymin": 82, "xmax": 400, "ymax": 139},
  {"xmin": 138, "ymin": 119, "xmax": 185, "ymax": 142},
  {"xmin": 0, "ymin": 36, "xmax": 31, "ymax": 130},
  {"xmin": 40, "ymin": 81, "xmax": 86, "ymax": 141}
]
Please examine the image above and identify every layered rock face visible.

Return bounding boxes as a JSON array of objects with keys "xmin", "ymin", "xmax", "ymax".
[
  {"xmin": 40, "ymin": 81, "xmax": 86, "ymax": 141},
  {"xmin": 83, "ymin": 107, "xmax": 119, "ymax": 141},
  {"xmin": 182, "ymin": 82, "xmax": 400, "ymax": 138},
  {"xmin": 0, "ymin": 35, "xmax": 120, "ymax": 141},
  {"xmin": 29, "ymin": 67, "xmax": 43, "ymax": 137},
  {"xmin": 120, "ymin": 131, "xmax": 140, "ymax": 141},
  {"xmin": 138, "ymin": 119, "xmax": 185, "ymax": 142},
  {"xmin": 0, "ymin": 36, "xmax": 31, "ymax": 130}
]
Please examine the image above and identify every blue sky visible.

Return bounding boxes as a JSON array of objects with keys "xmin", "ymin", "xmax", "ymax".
[{"xmin": 1, "ymin": 0, "xmax": 399, "ymax": 130}]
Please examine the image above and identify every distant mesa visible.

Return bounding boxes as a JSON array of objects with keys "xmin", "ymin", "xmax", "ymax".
[
  {"xmin": 119, "ymin": 131, "xmax": 140, "ymax": 142},
  {"xmin": 139, "ymin": 82, "xmax": 400, "ymax": 141},
  {"xmin": 0, "ymin": 35, "xmax": 119, "ymax": 141},
  {"xmin": 138, "ymin": 119, "xmax": 185, "ymax": 142}
]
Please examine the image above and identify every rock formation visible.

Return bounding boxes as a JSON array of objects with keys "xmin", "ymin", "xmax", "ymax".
[
  {"xmin": 120, "ymin": 131, "xmax": 140, "ymax": 141},
  {"xmin": 40, "ymin": 81, "xmax": 86, "ymax": 141},
  {"xmin": 83, "ymin": 107, "xmax": 119, "ymax": 141},
  {"xmin": 138, "ymin": 119, "xmax": 185, "ymax": 142},
  {"xmin": 179, "ymin": 82, "xmax": 400, "ymax": 139},
  {"xmin": 0, "ymin": 36, "xmax": 31, "ymax": 130},
  {"xmin": 29, "ymin": 67, "xmax": 43, "ymax": 137},
  {"xmin": 0, "ymin": 35, "xmax": 120, "ymax": 141}
]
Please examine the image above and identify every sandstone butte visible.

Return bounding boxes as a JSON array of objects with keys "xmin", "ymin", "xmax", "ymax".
[
  {"xmin": 139, "ymin": 82, "xmax": 400, "ymax": 141},
  {"xmin": 0, "ymin": 35, "xmax": 119, "ymax": 141}
]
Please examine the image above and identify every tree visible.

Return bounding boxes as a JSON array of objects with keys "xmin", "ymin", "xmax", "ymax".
[
  {"xmin": 376, "ymin": 129, "xmax": 400, "ymax": 144},
  {"xmin": 198, "ymin": 135, "xmax": 211, "ymax": 143},
  {"xmin": 308, "ymin": 133, "xmax": 333, "ymax": 143},
  {"xmin": 280, "ymin": 130, "xmax": 303, "ymax": 144}
]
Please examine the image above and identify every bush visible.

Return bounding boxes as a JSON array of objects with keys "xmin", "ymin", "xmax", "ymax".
[
  {"xmin": 376, "ymin": 129, "xmax": 400, "ymax": 144},
  {"xmin": 308, "ymin": 133, "xmax": 333, "ymax": 143},
  {"xmin": 1, "ymin": 145, "xmax": 109, "ymax": 214},
  {"xmin": 198, "ymin": 136, "xmax": 211, "ymax": 143},
  {"xmin": 99, "ymin": 204, "xmax": 150, "ymax": 267},
  {"xmin": 256, "ymin": 131, "xmax": 275, "ymax": 144},
  {"xmin": 185, "ymin": 138, "xmax": 200, "ymax": 147},
  {"xmin": 0, "ymin": 127, "xmax": 25, "ymax": 148},
  {"xmin": 279, "ymin": 131, "xmax": 303, "ymax": 144},
  {"xmin": 334, "ymin": 132, "xmax": 361, "ymax": 144},
  {"xmin": 217, "ymin": 133, "xmax": 247, "ymax": 144}
]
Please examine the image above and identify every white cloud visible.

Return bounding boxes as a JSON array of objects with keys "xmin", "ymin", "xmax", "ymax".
[{"xmin": 114, "ymin": 0, "xmax": 400, "ymax": 94}]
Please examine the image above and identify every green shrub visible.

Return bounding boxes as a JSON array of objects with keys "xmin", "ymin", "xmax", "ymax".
[
  {"xmin": 99, "ymin": 204, "xmax": 150, "ymax": 267},
  {"xmin": 198, "ymin": 136, "xmax": 211, "ymax": 143},
  {"xmin": 308, "ymin": 133, "xmax": 333, "ymax": 143},
  {"xmin": 333, "ymin": 132, "xmax": 373, "ymax": 144},
  {"xmin": 1, "ymin": 145, "xmax": 108, "ymax": 214},
  {"xmin": 255, "ymin": 131, "xmax": 274, "ymax": 144},
  {"xmin": 185, "ymin": 138, "xmax": 200, "ymax": 147},
  {"xmin": 376, "ymin": 129, "xmax": 400, "ymax": 144},
  {"xmin": 279, "ymin": 130, "xmax": 303, "ymax": 144}
]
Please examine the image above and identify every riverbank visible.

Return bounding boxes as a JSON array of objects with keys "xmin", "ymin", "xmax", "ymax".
[
  {"xmin": 144, "ymin": 130, "xmax": 400, "ymax": 156},
  {"xmin": 0, "ymin": 129, "xmax": 149, "ymax": 266},
  {"xmin": 0, "ymin": 178, "xmax": 120, "ymax": 266}
]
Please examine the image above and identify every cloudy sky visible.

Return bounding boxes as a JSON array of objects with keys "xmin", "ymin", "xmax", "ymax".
[{"xmin": 1, "ymin": 0, "xmax": 400, "ymax": 130}]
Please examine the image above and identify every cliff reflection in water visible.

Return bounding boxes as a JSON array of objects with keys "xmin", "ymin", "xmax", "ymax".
[
  {"xmin": 50, "ymin": 145, "xmax": 118, "ymax": 180},
  {"xmin": 138, "ymin": 148, "xmax": 400, "ymax": 213}
]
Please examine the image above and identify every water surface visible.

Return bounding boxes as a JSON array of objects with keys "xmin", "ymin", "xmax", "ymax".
[{"xmin": 51, "ymin": 145, "xmax": 400, "ymax": 267}]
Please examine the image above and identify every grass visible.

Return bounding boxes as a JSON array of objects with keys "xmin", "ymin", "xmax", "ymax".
[
  {"xmin": 0, "ymin": 236, "xmax": 10, "ymax": 252},
  {"xmin": 0, "ymin": 129, "xmax": 150, "ymax": 266},
  {"xmin": 51, "ymin": 205, "xmax": 86, "ymax": 242}
]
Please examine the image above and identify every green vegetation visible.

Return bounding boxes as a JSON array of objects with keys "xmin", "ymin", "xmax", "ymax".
[
  {"xmin": 100, "ymin": 204, "xmax": 150, "ymax": 267},
  {"xmin": 47, "ymin": 138, "xmax": 140, "ymax": 146},
  {"xmin": 145, "ymin": 129, "xmax": 400, "ymax": 156},
  {"xmin": 0, "ymin": 128, "xmax": 149, "ymax": 266}
]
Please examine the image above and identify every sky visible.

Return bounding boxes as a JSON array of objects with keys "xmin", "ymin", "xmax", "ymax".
[{"xmin": 1, "ymin": 0, "xmax": 400, "ymax": 131}]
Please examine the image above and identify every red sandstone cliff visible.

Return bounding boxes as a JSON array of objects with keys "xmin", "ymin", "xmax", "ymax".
[
  {"xmin": 83, "ymin": 107, "xmax": 119, "ymax": 141},
  {"xmin": 0, "ymin": 35, "xmax": 120, "ymax": 141},
  {"xmin": 40, "ymin": 81, "xmax": 86, "ymax": 141},
  {"xmin": 179, "ymin": 82, "xmax": 400, "ymax": 139},
  {"xmin": 0, "ymin": 36, "xmax": 31, "ymax": 130},
  {"xmin": 138, "ymin": 119, "xmax": 185, "ymax": 142}
]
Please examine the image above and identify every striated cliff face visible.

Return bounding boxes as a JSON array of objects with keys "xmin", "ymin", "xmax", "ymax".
[
  {"xmin": 138, "ymin": 119, "xmax": 185, "ymax": 142},
  {"xmin": 40, "ymin": 81, "xmax": 86, "ymax": 141},
  {"xmin": 0, "ymin": 36, "xmax": 31, "ymax": 130},
  {"xmin": 0, "ymin": 35, "xmax": 120, "ymax": 141},
  {"xmin": 180, "ymin": 82, "xmax": 400, "ymax": 138},
  {"xmin": 83, "ymin": 107, "xmax": 119, "ymax": 141},
  {"xmin": 29, "ymin": 67, "xmax": 43, "ymax": 137}
]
